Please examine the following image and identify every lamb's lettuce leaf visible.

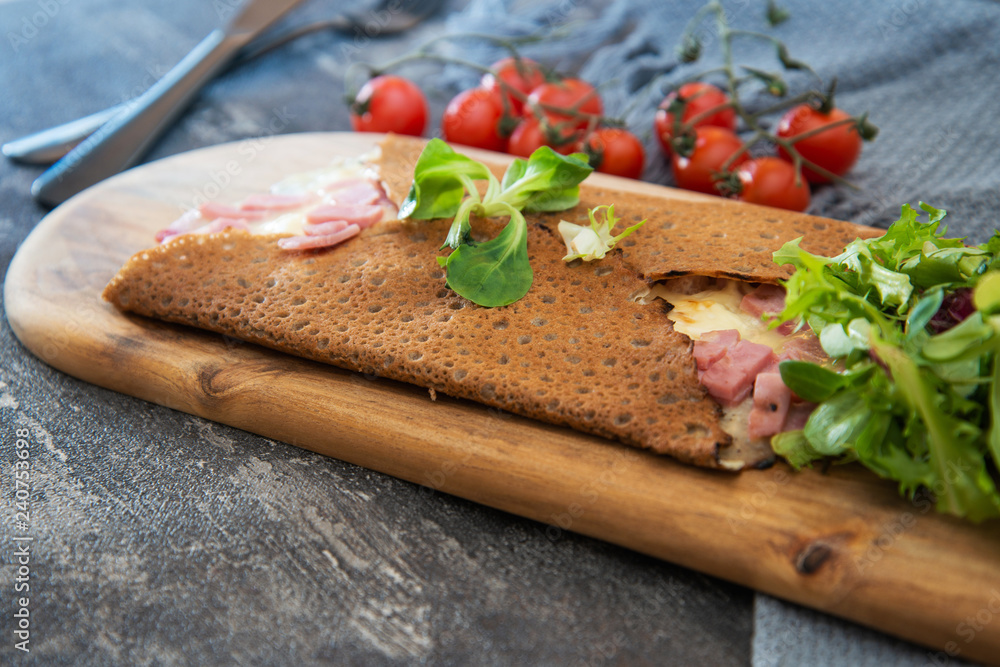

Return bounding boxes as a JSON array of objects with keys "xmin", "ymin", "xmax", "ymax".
[{"xmin": 401, "ymin": 139, "xmax": 598, "ymax": 307}]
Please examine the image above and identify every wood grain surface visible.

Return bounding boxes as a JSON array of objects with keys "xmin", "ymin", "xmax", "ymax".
[{"xmin": 5, "ymin": 132, "xmax": 999, "ymax": 664}]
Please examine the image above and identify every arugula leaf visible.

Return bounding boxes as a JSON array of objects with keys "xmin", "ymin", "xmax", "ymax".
[
  {"xmin": 851, "ymin": 416, "xmax": 934, "ymax": 494},
  {"xmin": 873, "ymin": 340, "xmax": 1000, "ymax": 521}
]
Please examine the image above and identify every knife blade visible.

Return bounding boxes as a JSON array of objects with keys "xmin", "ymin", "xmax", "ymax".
[{"xmin": 31, "ymin": 0, "xmax": 305, "ymax": 207}]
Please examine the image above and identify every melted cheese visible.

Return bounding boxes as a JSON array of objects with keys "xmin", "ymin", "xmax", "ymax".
[
  {"xmin": 253, "ymin": 212, "xmax": 308, "ymax": 237},
  {"xmin": 636, "ymin": 277, "xmax": 823, "ymax": 470},
  {"xmin": 640, "ymin": 280, "xmax": 789, "ymax": 352}
]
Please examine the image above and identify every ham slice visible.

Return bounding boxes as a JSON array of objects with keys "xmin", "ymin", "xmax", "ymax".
[
  {"xmin": 693, "ymin": 341, "xmax": 729, "ymax": 371},
  {"xmin": 304, "ymin": 220, "xmax": 350, "ymax": 236},
  {"xmin": 241, "ymin": 193, "xmax": 314, "ymax": 211},
  {"xmin": 191, "ymin": 218, "xmax": 251, "ymax": 235},
  {"xmin": 156, "ymin": 209, "xmax": 203, "ymax": 243},
  {"xmin": 277, "ymin": 224, "xmax": 361, "ymax": 251},
  {"xmin": 199, "ymin": 202, "xmax": 267, "ymax": 221},
  {"xmin": 326, "ymin": 183, "xmax": 382, "ymax": 206},
  {"xmin": 319, "ymin": 177, "xmax": 370, "ymax": 191},
  {"xmin": 701, "ymin": 329, "xmax": 741, "ymax": 347},
  {"xmin": 158, "ymin": 210, "xmax": 251, "ymax": 242},
  {"xmin": 306, "ymin": 203, "xmax": 384, "ymax": 228},
  {"xmin": 700, "ymin": 340, "xmax": 777, "ymax": 405},
  {"xmin": 748, "ymin": 372, "xmax": 793, "ymax": 439}
]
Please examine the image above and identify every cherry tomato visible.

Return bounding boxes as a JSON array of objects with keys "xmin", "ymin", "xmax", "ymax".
[
  {"xmin": 527, "ymin": 78, "xmax": 603, "ymax": 128},
  {"xmin": 654, "ymin": 82, "xmax": 735, "ymax": 155},
  {"xmin": 584, "ymin": 128, "xmax": 645, "ymax": 179},
  {"xmin": 508, "ymin": 116, "xmax": 580, "ymax": 157},
  {"xmin": 671, "ymin": 127, "xmax": 747, "ymax": 195},
  {"xmin": 776, "ymin": 105, "xmax": 862, "ymax": 183},
  {"xmin": 349, "ymin": 75, "xmax": 427, "ymax": 136},
  {"xmin": 736, "ymin": 157, "xmax": 811, "ymax": 212},
  {"xmin": 441, "ymin": 88, "xmax": 508, "ymax": 152},
  {"xmin": 481, "ymin": 57, "xmax": 546, "ymax": 116}
]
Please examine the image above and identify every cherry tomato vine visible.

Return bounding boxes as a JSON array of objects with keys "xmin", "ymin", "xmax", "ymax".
[
  {"xmin": 344, "ymin": 0, "xmax": 879, "ymax": 208},
  {"xmin": 663, "ymin": 0, "xmax": 878, "ymax": 209},
  {"xmin": 343, "ymin": 30, "xmax": 644, "ymax": 178}
]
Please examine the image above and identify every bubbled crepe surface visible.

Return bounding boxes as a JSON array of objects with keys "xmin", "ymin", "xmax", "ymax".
[
  {"xmin": 103, "ymin": 135, "xmax": 879, "ymax": 469},
  {"xmin": 102, "ymin": 218, "xmax": 729, "ymax": 467}
]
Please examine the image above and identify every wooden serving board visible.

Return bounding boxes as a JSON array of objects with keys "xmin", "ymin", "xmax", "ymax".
[{"xmin": 6, "ymin": 132, "xmax": 999, "ymax": 663}]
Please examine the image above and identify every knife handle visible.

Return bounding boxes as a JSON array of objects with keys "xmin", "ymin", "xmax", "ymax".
[{"xmin": 32, "ymin": 28, "xmax": 243, "ymax": 206}]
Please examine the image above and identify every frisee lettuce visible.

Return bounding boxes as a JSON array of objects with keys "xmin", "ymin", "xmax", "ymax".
[
  {"xmin": 557, "ymin": 205, "xmax": 646, "ymax": 262},
  {"xmin": 399, "ymin": 139, "xmax": 595, "ymax": 307},
  {"xmin": 772, "ymin": 202, "xmax": 1000, "ymax": 521}
]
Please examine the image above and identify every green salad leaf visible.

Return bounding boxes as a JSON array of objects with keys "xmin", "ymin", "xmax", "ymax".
[
  {"xmin": 400, "ymin": 139, "xmax": 596, "ymax": 307},
  {"xmin": 435, "ymin": 204, "xmax": 532, "ymax": 308},
  {"xmin": 398, "ymin": 140, "xmax": 492, "ymax": 220},
  {"xmin": 557, "ymin": 205, "xmax": 646, "ymax": 262},
  {"xmin": 771, "ymin": 203, "xmax": 1000, "ymax": 521}
]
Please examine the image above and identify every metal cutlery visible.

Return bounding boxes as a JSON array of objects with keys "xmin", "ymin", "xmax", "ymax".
[
  {"xmin": 30, "ymin": 0, "xmax": 307, "ymax": 206},
  {"xmin": 4, "ymin": 0, "xmax": 442, "ymax": 169}
]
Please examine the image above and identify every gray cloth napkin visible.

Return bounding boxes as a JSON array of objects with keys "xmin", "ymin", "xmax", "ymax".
[{"xmin": 434, "ymin": 0, "xmax": 1000, "ymax": 663}]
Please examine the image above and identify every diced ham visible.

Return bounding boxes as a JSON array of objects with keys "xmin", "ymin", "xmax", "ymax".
[
  {"xmin": 304, "ymin": 220, "xmax": 350, "ymax": 236},
  {"xmin": 784, "ymin": 402, "xmax": 817, "ymax": 431},
  {"xmin": 760, "ymin": 359, "xmax": 781, "ymax": 376},
  {"xmin": 700, "ymin": 329, "xmax": 741, "ymax": 348},
  {"xmin": 732, "ymin": 340, "xmax": 778, "ymax": 373},
  {"xmin": 277, "ymin": 224, "xmax": 361, "ymax": 251},
  {"xmin": 740, "ymin": 283, "xmax": 787, "ymax": 318},
  {"xmin": 306, "ymin": 203, "xmax": 384, "ymax": 228},
  {"xmin": 700, "ymin": 340, "xmax": 777, "ymax": 405},
  {"xmin": 701, "ymin": 358, "xmax": 754, "ymax": 405},
  {"xmin": 748, "ymin": 372, "xmax": 793, "ymax": 439},
  {"xmin": 693, "ymin": 341, "xmax": 729, "ymax": 371},
  {"xmin": 325, "ymin": 183, "xmax": 382, "ymax": 206},
  {"xmin": 240, "ymin": 193, "xmax": 313, "ymax": 211},
  {"xmin": 199, "ymin": 202, "xmax": 267, "ymax": 221},
  {"xmin": 191, "ymin": 218, "xmax": 251, "ymax": 235}
]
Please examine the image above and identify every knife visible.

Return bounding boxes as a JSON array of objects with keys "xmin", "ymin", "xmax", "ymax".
[{"xmin": 31, "ymin": 0, "xmax": 305, "ymax": 207}]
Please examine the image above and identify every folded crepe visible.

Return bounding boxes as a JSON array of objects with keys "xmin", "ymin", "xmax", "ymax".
[{"xmin": 103, "ymin": 135, "xmax": 879, "ymax": 469}]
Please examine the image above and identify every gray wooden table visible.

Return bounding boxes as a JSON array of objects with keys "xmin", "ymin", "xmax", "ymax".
[{"xmin": 2, "ymin": 0, "xmax": 992, "ymax": 664}]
